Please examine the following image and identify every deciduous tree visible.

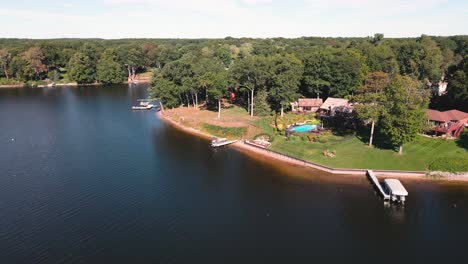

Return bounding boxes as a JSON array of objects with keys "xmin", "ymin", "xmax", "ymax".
[{"xmin": 381, "ymin": 75, "xmax": 429, "ymax": 154}]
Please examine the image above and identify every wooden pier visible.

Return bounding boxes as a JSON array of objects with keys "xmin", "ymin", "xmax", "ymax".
[{"xmin": 367, "ymin": 170, "xmax": 390, "ymax": 201}]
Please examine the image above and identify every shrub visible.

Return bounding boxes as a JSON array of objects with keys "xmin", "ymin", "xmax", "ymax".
[
  {"xmin": 299, "ymin": 134, "xmax": 310, "ymax": 142},
  {"xmin": 429, "ymin": 158, "xmax": 468, "ymax": 173},
  {"xmin": 253, "ymin": 132, "xmax": 274, "ymax": 142},
  {"xmin": 307, "ymin": 134, "xmax": 315, "ymax": 142},
  {"xmin": 316, "ymin": 136, "xmax": 328, "ymax": 143}
]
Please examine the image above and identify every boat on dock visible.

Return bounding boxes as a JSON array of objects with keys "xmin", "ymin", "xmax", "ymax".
[
  {"xmin": 211, "ymin": 138, "xmax": 238, "ymax": 148},
  {"xmin": 383, "ymin": 179, "xmax": 408, "ymax": 203}
]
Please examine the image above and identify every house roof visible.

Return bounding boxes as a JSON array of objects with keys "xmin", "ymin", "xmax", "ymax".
[
  {"xmin": 298, "ymin": 98, "xmax": 323, "ymax": 107},
  {"xmin": 427, "ymin": 109, "xmax": 468, "ymax": 122},
  {"xmin": 319, "ymin": 97, "xmax": 351, "ymax": 110}
]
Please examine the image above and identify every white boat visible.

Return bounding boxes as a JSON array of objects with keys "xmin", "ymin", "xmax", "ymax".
[
  {"xmin": 383, "ymin": 179, "xmax": 408, "ymax": 203},
  {"xmin": 211, "ymin": 138, "xmax": 238, "ymax": 147},
  {"xmin": 132, "ymin": 105, "xmax": 152, "ymax": 110}
]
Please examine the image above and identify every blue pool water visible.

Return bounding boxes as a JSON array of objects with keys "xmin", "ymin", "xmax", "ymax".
[{"xmin": 291, "ymin": 124, "xmax": 318, "ymax": 132}]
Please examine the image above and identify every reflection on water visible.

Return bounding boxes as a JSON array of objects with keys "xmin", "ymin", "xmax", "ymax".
[{"xmin": 0, "ymin": 84, "xmax": 468, "ymax": 263}]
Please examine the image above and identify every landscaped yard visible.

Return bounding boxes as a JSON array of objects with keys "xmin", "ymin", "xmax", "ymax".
[
  {"xmin": 164, "ymin": 105, "xmax": 467, "ymax": 171},
  {"xmin": 269, "ymin": 133, "xmax": 468, "ymax": 171}
]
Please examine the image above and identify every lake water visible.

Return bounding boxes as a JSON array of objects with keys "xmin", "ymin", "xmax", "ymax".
[{"xmin": 1, "ymin": 84, "xmax": 467, "ymax": 263}]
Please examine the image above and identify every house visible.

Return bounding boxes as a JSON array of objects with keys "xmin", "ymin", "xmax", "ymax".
[
  {"xmin": 290, "ymin": 98, "xmax": 323, "ymax": 113},
  {"xmin": 426, "ymin": 109, "xmax": 468, "ymax": 138},
  {"xmin": 317, "ymin": 97, "xmax": 353, "ymax": 117}
]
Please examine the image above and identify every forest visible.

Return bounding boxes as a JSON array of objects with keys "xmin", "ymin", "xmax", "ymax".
[{"xmin": 0, "ymin": 35, "xmax": 467, "ymax": 114}]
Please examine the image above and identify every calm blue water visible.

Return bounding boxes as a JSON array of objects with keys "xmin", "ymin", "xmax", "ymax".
[
  {"xmin": 291, "ymin": 124, "xmax": 318, "ymax": 132},
  {"xmin": 1, "ymin": 84, "xmax": 468, "ymax": 263}
]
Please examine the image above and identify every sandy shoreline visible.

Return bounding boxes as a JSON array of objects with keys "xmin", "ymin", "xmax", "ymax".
[{"xmin": 157, "ymin": 111, "xmax": 468, "ymax": 183}]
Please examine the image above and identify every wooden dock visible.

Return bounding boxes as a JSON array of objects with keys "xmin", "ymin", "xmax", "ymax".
[{"xmin": 367, "ymin": 170, "xmax": 390, "ymax": 201}]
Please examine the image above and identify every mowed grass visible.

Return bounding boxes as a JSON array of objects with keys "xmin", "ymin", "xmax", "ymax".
[
  {"xmin": 270, "ymin": 134, "xmax": 468, "ymax": 171},
  {"xmin": 200, "ymin": 123, "xmax": 247, "ymax": 139}
]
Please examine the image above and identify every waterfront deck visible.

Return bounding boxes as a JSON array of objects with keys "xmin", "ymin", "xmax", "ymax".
[{"xmin": 367, "ymin": 170, "xmax": 390, "ymax": 201}]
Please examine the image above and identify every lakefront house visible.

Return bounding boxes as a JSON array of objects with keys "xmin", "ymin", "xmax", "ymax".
[
  {"xmin": 317, "ymin": 97, "xmax": 354, "ymax": 117},
  {"xmin": 290, "ymin": 98, "xmax": 323, "ymax": 113},
  {"xmin": 426, "ymin": 109, "xmax": 468, "ymax": 138}
]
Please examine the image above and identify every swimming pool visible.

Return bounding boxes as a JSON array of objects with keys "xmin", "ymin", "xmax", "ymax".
[{"xmin": 290, "ymin": 124, "xmax": 318, "ymax": 133}]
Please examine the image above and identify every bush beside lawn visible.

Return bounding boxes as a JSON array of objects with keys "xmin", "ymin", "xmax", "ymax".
[{"xmin": 429, "ymin": 157, "xmax": 468, "ymax": 173}]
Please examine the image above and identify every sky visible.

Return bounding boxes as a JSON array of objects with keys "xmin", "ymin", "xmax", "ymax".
[{"xmin": 0, "ymin": 0, "xmax": 467, "ymax": 39}]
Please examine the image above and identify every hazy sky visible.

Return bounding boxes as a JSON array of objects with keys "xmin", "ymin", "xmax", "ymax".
[{"xmin": 1, "ymin": 0, "xmax": 467, "ymax": 39}]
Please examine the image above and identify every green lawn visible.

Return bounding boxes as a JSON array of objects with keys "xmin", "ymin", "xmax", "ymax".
[
  {"xmin": 200, "ymin": 123, "xmax": 247, "ymax": 139},
  {"xmin": 269, "ymin": 133, "xmax": 468, "ymax": 171}
]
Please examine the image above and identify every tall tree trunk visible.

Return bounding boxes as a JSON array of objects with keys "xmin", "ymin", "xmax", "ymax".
[
  {"xmin": 159, "ymin": 101, "xmax": 165, "ymax": 112},
  {"xmin": 281, "ymin": 105, "xmax": 284, "ymax": 117},
  {"xmin": 398, "ymin": 145, "xmax": 403, "ymax": 154},
  {"xmin": 191, "ymin": 93, "xmax": 196, "ymax": 108},
  {"xmin": 250, "ymin": 89, "xmax": 254, "ymax": 117},
  {"xmin": 127, "ymin": 66, "xmax": 132, "ymax": 82},
  {"xmin": 195, "ymin": 93, "xmax": 198, "ymax": 109},
  {"xmin": 217, "ymin": 99, "xmax": 221, "ymax": 118},
  {"xmin": 185, "ymin": 93, "xmax": 190, "ymax": 107},
  {"xmin": 247, "ymin": 91, "xmax": 250, "ymax": 114},
  {"xmin": 369, "ymin": 120, "xmax": 375, "ymax": 147},
  {"xmin": 4, "ymin": 69, "xmax": 8, "ymax": 79}
]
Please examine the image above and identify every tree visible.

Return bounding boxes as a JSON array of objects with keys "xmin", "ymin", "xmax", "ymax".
[
  {"xmin": 68, "ymin": 43, "xmax": 98, "ymax": 84},
  {"xmin": 360, "ymin": 43, "xmax": 399, "ymax": 74},
  {"xmin": 206, "ymin": 70, "xmax": 229, "ymax": 118},
  {"xmin": 353, "ymin": 72, "xmax": 391, "ymax": 147},
  {"xmin": 445, "ymin": 56, "xmax": 468, "ymax": 112},
  {"xmin": 328, "ymin": 50, "xmax": 367, "ymax": 97},
  {"xmin": 381, "ymin": 75, "xmax": 429, "ymax": 154},
  {"xmin": 301, "ymin": 49, "xmax": 367, "ymax": 98},
  {"xmin": 301, "ymin": 50, "xmax": 333, "ymax": 98},
  {"xmin": 268, "ymin": 54, "xmax": 303, "ymax": 116},
  {"xmin": 22, "ymin": 47, "xmax": 47, "ymax": 80},
  {"xmin": 149, "ymin": 73, "xmax": 181, "ymax": 109},
  {"xmin": 395, "ymin": 36, "xmax": 443, "ymax": 84},
  {"xmin": 0, "ymin": 48, "xmax": 11, "ymax": 79},
  {"xmin": 97, "ymin": 49, "xmax": 126, "ymax": 84},
  {"xmin": 253, "ymin": 89, "xmax": 271, "ymax": 116},
  {"xmin": 194, "ymin": 58, "xmax": 228, "ymax": 116},
  {"xmin": 369, "ymin": 33, "xmax": 384, "ymax": 45},
  {"xmin": 230, "ymin": 56, "xmax": 271, "ymax": 116},
  {"xmin": 116, "ymin": 44, "xmax": 145, "ymax": 81}
]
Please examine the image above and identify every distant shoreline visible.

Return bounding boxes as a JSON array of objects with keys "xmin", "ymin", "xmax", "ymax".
[
  {"xmin": 157, "ymin": 111, "xmax": 468, "ymax": 183},
  {"xmin": 0, "ymin": 79, "xmax": 150, "ymax": 89}
]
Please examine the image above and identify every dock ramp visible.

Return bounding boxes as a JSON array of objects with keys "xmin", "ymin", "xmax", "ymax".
[{"xmin": 367, "ymin": 170, "xmax": 390, "ymax": 200}]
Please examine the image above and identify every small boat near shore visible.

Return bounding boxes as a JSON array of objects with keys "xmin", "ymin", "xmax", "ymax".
[
  {"xmin": 211, "ymin": 137, "xmax": 238, "ymax": 148},
  {"xmin": 132, "ymin": 99, "xmax": 157, "ymax": 110},
  {"xmin": 132, "ymin": 105, "xmax": 153, "ymax": 110}
]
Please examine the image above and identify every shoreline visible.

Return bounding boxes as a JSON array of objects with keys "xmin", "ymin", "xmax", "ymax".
[
  {"xmin": 157, "ymin": 111, "xmax": 468, "ymax": 183},
  {"xmin": 0, "ymin": 80, "xmax": 150, "ymax": 89}
]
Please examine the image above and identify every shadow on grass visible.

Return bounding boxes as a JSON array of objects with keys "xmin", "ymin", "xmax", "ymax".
[
  {"xmin": 355, "ymin": 128, "xmax": 395, "ymax": 151},
  {"xmin": 456, "ymin": 130, "xmax": 468, "ymax": 150}
]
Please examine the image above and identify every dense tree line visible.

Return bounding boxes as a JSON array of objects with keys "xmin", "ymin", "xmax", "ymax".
[{"xmin": 0, "ymin": 35, "xmax": 466, "ymax": 152}]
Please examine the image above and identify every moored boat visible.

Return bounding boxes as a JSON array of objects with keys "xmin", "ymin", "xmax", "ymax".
[{"xmin": 211, "ymin": 137, "xmax": 238, "ymax": 147}]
